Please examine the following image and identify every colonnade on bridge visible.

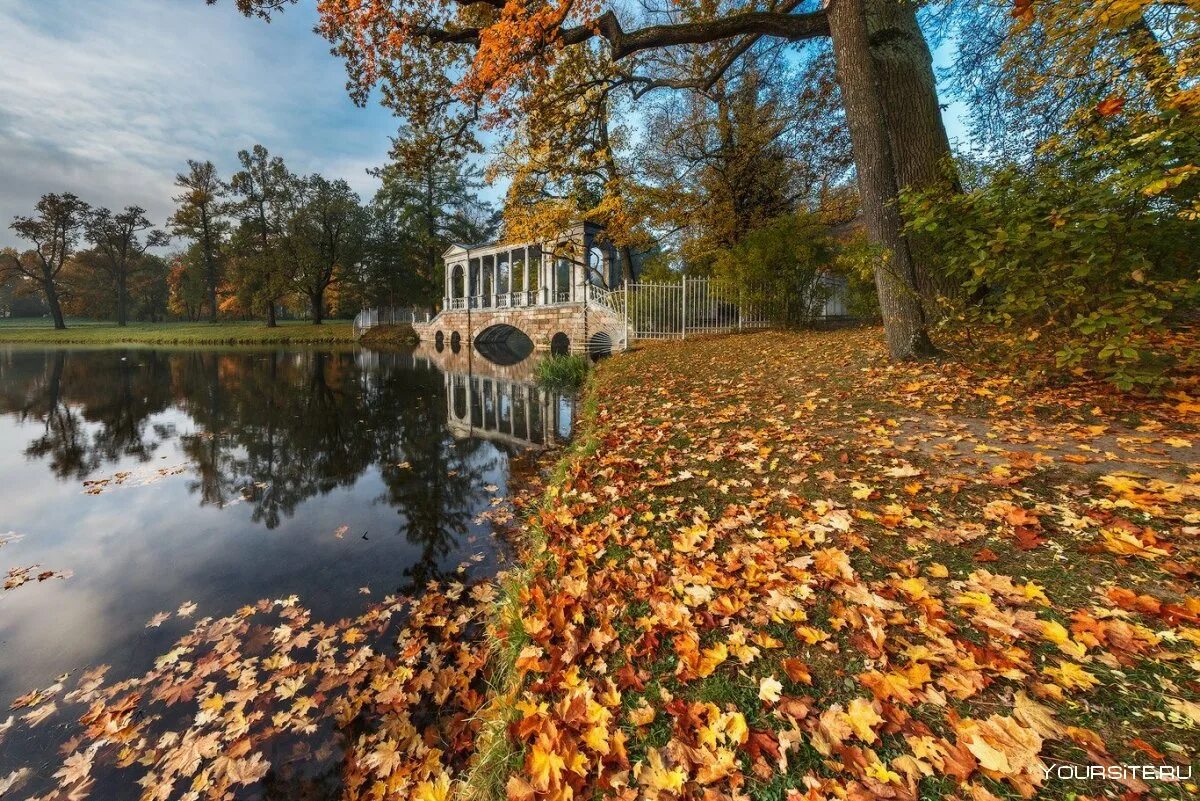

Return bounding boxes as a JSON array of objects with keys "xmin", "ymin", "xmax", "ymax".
[{"xmin": 443, "ymin": 221, "xmax": 626, "ymax": 311}]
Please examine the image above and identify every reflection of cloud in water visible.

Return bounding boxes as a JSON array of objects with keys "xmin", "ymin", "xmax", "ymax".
[{"xmin": 0, "ymin": 345, "xmax": 535, "ymax": 746}]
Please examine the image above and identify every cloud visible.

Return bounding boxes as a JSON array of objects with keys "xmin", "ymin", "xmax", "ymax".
[{"xmin": 0, "ymin": 0, "xmax": 395, "ymax": 249}]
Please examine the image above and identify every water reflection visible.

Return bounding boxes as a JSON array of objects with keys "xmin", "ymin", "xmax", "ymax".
[{"xmin": 0, "ymin": 344, "xmax": 574, "ymax": 736}]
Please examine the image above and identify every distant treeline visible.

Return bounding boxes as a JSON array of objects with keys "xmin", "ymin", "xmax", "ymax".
[{"xmin": 2, "ymin": 144, "xmax": 496, "ymax": 329}]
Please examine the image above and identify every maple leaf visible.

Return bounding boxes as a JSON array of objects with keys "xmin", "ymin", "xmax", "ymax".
[
  {"xmin": 21, "ymin": 701, "xmax": 56, "ymax": 726},
  {"xmin": 527, "ymin": 737, "xmax": 565, "ymax": 791},
  {"xmin": 412, "ymin": 773, "xmax": 452, "ymax": 801},
  {"xmin": 53, "ymin": 750, "xmax": 93, "ymax": 786},
  {"xmin": 758, "ymin": 676, "xmax": 782, "ymax": 704},
  {"xmin": 846, "ymin": 698, "xmax": 884, "ymax": 744},
  {"xmin": 0, "ymin": 768, "xmax": 30, "ymax": 796},
  {"xmin": 146, "ymin": 611, "xmax": 170, "ymax": 628}
]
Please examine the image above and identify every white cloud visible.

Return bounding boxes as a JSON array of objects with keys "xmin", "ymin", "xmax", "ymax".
[{"xmin": 0, "ymin": 0, "xmax": 394, "ymax": 248}]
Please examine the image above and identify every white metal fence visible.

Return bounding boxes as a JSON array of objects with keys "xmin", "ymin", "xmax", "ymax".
[
  {"xmin": 353, "ymin": 307, "xmax": 432, "ymax": 336},
  {"xmin": 607, "ymin": 276, "xmax": 845, "ymax": 341}
]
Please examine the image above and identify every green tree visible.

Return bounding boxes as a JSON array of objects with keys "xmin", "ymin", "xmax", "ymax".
[
  {"xmin": 84, "ymin": 206, "xmax": 170, "ymax": 326},
  {"xmin": 3, "ymin": 193, "xmax": 91, "ymax": 329},
  {"xmin": 284, "ymin": 175, "xmax": 369, "ymax": 324},
  {"xmin": 229, "ymin": 145, "xmax": 295, "ymax": 326},
  {"xmin": 170, "ymin": 160, "xmax": 230, "ymax": 323},
  {"xmin": 367, "ymin": 128, "xmax": 496, "ymax": 307},
  {"xmin": 712, "ymin": 212, "xmax": 834, "ymax": 326}
]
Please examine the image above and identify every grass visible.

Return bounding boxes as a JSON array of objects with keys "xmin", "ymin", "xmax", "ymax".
[
  {"xmin": 460, "ymin": 377, "xmax": 603, "ymax": 800},
  {"xmin": 472, "ymin": 328, "xmax": 1200, "ymax": 799},
  {"xmin": 533, "ymin": 353, "xmax": 590, "ymax": 391},
  {"xmin": 359, "ymin": 323, "xmax": 418, "ymax": 348},
  {"xmin": 0, "ymin": 318, "xmax": 356, "ymax": 345}
]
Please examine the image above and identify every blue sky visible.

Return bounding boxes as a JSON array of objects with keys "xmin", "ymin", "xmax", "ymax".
[
  {"xmin": 1, "ymin": 1, "xmax": 970, "ymax": 252},
  {"xmin": 0, "ymin": 0, "xmax": 399, "ymax": 249}
]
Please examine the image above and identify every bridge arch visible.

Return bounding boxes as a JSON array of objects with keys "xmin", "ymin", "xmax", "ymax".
[
  {"xmin": 550, "ymin": 332, "xmax": 570, "ymax": 356},
  {"xmin": 475, "ymin": 324, "xmax": 535, "ymax": 365},
  {"xmin": 588, "ymin": 331, "xmax": 612, "ymax": 358}
]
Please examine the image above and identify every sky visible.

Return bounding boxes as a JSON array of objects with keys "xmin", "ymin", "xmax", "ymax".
[
  {"xmin": 0, "ymin": 0, "xmax": 400, "ymax": 251},
  {"xmin": 1, "ymin": 0, "xmax": 970, "ymax": 253}
]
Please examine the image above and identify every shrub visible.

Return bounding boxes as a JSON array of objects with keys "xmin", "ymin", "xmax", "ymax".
[
  {"xmin": 902, "ymin": 116, "xmax": 1199, "ymax": 389},
  {"xmin": 534, "ymin": 354, "xmax": 590, "ymax": 391},
  {"xmin": 711, "ymin": 212, "xmax": 835, "ymax": 327}
]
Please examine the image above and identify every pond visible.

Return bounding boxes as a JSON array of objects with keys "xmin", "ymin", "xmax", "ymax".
[{"xmin": 0, "ymin": 343, "xmax": 574, "ymax": 798}]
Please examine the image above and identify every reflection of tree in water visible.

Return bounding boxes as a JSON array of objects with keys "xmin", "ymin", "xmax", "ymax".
[
  {"xmin": 173, "ymin": 351, "xmax": 375, "ymax": 529},
  {"xmin": 0, "ymin": 349, "xmax": 173, "ymax": 479},
  {"xmin": 0, "ymin": 346, "xmax": 512, "ymax": 581},
  {"xmin": 362, "ymin": 354, "xmax": 500, "ymax": 589}
]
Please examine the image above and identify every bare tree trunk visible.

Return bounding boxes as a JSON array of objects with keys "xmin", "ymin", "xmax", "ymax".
[
  {"xmin": 828, "ymin": 0, "xmax": 935, "ymax": 360},
  {"xmin": 311, "ymin": 289, "xmax": 324, "ymax": 324},
  {"xmin": 44, "ymin": 276, "xmax": 66, "ymax": 330},
  {"xmin": 266, "ymin": 301, "xmax": 277, "ymax": 328},
  {"xmin": 865, "ymin": 0, "xmax": 960, "ymax": 307},
  {"xmin": 117, "ymin": 273, "xmax": 128, "ymax": 327}
]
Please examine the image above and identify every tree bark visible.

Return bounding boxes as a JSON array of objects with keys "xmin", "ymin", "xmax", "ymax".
[
  {"xmin": 117, "ymin": 273, "xmax": 128, "ymax": 326},
  {"xmin": 864, "ymin": 0, "xmax": 959, "ymax": 306},
  {"xmin": 44, "ymin": 276, "xmax": 66, "ymax": 330},
  {"xmin": 828, "ymin": 0, "xmax": 935, "ymax": 360},
  {"xmin": 266, "ymin": 301, "xmax": 277, "ymax": 327},
  {"xmin": 311, "ymin": 289, "xmax": 324, "ymax": 324}
]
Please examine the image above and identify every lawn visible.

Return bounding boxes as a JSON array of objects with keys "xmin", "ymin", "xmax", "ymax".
[
  {"xmin": 0, "ymin": 318, "xmax": 357, "ymax": 345},
  {"xmin": 482, "ymin": 327, "xmax": 1200, "ymax": 800}
]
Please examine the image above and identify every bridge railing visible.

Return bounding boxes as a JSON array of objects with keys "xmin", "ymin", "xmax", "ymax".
[{"xmin": 353, "ymin": 307, "xmax": 432, "ymax": 336}]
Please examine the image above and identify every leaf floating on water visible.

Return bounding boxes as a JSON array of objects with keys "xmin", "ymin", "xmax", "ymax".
[
  {"xmin": 145, "ymin": 612, "xmax": 170, "ymax": 628},
  {"xmin": 0, "ymin": 768, "xmax": 31, "ymax": 796},
  {"xmin": 176, "ymin": 601, "xmax": 197, "ymax": 617},
  {"xmin": 334, "ymin": 524, "xmax": 349, "ymax": 539}
]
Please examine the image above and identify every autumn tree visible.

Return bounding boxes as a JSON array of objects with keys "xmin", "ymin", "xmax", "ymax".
[
  {"xmin": 171, "ymin": 160, "xmax": 230, "ymax": 323},
  {"xmin": 229, "ymin": 145, "xmax": 295, "ymax": 327},
  {"xmin": 168, "ymin": 246, "xmax": 212, "ymax": 321},
  {"xmin": 490, "ymin": 43, "xmax": 650, "ymax": 280},
  {"xmin": 3, "ymin": 193, "xmax": 91, "ymax": 329},
  {"xmin": 368, "ymin": 123, "xmax": 496, "ymax": 307},
  {"xmin": 285, "ymin": 175, "xmax": 369, "ymax": 323},
  {"xmin": 214, "ymin": 0, "xmax": 956, "ymax": 359},
  {"xmin": 638, "ymin": 55, "xmax": 848, "ymax": 275},
  {"xmin": 84, "ymin": 206, "xmax": 170, "ymax": 327}
]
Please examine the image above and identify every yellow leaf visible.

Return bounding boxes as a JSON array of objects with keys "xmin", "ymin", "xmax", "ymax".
[{"xmin": 846, "ymin": 697, "xmax": 884, "ymax": 743}]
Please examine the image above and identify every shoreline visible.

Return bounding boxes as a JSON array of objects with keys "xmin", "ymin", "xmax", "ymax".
[{"xmin": 0, "ymin": 320, "xmax": 356, "ymax": 346}]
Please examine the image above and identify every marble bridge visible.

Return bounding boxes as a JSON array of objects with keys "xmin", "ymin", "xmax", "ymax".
[{"xmin": 413, "ymin": 222, "xmax": 629, "ymax": 356}]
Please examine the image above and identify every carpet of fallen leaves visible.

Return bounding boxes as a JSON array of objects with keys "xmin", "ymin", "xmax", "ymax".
[
  {"xmin": 497, "ymin": 328, "xmax": 1200, "ymax": 801},
  {"xmin": 4, "ymin": 327, "xmax": 1200, "ymax": 801}
]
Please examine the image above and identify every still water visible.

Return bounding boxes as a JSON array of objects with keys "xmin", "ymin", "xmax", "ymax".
[{"xmin": 0, "ymin": 343, "xmax": 573, "ymax": 791}]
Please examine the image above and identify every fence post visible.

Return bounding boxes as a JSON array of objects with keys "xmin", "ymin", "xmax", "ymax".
[
  {"xmin": 624, "ymin": 284, "xmax": 629, "ymax": 350},
  {"xmin": 681, "ymin": 275, "xmax": 688, "ymax": 339}
]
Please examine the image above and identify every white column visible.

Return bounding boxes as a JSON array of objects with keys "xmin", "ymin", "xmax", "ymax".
[
  {"xmin": 490, "ymin": 255, "xmax": 498, "ymax": 306},
  {"xmin": 522, "ymin": 247, "xmax": 530, "ymax": 297}
]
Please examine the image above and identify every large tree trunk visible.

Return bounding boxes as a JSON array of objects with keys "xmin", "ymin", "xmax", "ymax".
[
  {"xmin": 311, "ymin": 289, "xmax": 324, "ymax": 324},
  {"xmin": 44, "ymin": 276, "xmax": 66, "ymax": 330},
  {"xmin": 266, "ymin": 301, "xmax": 277, "ymax": 328},
  {"xmin": 828, "ymin": 0, "xmax": 935, "ymax": 360},
  {"xmin": 864, "ymin": 0, "xmax": 960, "ymax": 307},
  {"xmin": 117, "ymin": 273, "xmax": 128, "ymax": 327}
]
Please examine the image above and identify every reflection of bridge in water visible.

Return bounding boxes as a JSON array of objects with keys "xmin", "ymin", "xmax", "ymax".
[
  {"xmin": 446, "ymin": 372, "xmax": 572, "ymax": 449},
  {"xmin": 357, "ymin": 344, "xmax": 574, "ymax": 450}
]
